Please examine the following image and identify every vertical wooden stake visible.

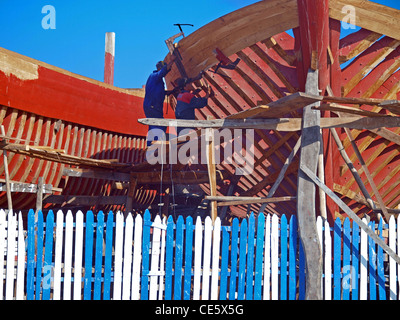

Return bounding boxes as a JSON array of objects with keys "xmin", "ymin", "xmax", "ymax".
[
  {"xmin": 318, "ymin": 130, "xmax": 327, "ymax": 219},
  {"xmin": 36, "ymin": 177, "xmax": 43, "ymax": 222},
  {"xmin": 1, "ymin": 125, "xmax": 12, "ymax": 212},
  {"xmin": 297, "ymin": 69, "xmax": 323, "ymax": 300},
  {"xmin": 104, "ymin": 32, "xmax": 115, "ymax": 85},
  {"xmin": 206, "ymin": 120, "xmax": 217, "ymax": 223},
  {"xmin": 125, "ymin": 175, "xmax": 137, "ymax": 217}
]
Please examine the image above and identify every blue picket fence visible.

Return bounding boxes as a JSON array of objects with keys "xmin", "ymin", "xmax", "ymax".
[{"xmin": 0, "ymin": 208, "xmax": 397, "ymax": 300}]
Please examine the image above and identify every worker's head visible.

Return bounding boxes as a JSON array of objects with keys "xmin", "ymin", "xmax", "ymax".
[{"xmin": 156, "ymin": 61, "xmax": 166, "ymax": 71}]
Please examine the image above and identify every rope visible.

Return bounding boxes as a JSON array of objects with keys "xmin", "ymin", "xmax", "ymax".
[{"xmin": 158, "ymin": 141, "xmax": 164, "ymax": 216}]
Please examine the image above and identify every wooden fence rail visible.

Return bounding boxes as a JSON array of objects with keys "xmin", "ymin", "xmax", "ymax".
[{"xmin": 0, "ymin": 209, "xmax": 398, "ymax": 300}]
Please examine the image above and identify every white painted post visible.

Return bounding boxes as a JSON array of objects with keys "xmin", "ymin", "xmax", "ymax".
[
  {"xmin": 193, "ymin": 216, "xmax": 203, "ymax": 300},
  {"xmin": 149, "ymin": 215, "xmax": 162, "ymax": 300},
  {"xmin": 389, "ymin": 216, "xmax": 397, "ymax": 300},
  {"xmin": 113, "ymin": 211, "xmax": 124, "ymax": 300},
  {"xmin": 53, "ymin": 210, "xmax": 64, "ymax": 300},
  {"xmin": 74, "ymin": 211, "xmax": 84, "ymax": 300},
  {"xmin": 122, "ymin": 213, "xmax": 134, "ymax": 300},
  {"xmin": 263, "ymin": 214, "xmax": 271, "ymax": 300},
  {"xmin": 16, "ymin": 212, "xmax": 25, "ymax": 300},
  {"xmin": 324, "ymin": 218, "xmax": 332, "ymax": 300},
  {"xmin": 271, "ymin": 214, "xmax": 279, "ymax": 300},
  {"xmin": 202, "ymin": 216, "xmax": 213, "ymax": 300},
  {"xmin": 131, "ymin": 214, "xmax": 143, "ymax": 300},
  {"xmin": 63, "ymin": 211, "xmax": 74, "ymax": 299},
  {"xmin": 5, "ymin": 211, "xmax": 16, "ymax": 300},
  {"xmin": 158, "ymin": 217, "xmax": 167, "ymax": 300}
]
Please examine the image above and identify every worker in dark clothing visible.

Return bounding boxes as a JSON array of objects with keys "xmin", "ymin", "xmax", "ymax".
[
  {"xmin": 143, "ymin": 56, "xmax": 175, "ymax": 146},
  {"xmin": 175, "ymin": 84, "xmax": 213, "ymax": 136}
]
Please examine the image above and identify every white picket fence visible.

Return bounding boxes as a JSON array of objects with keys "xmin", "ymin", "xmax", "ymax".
[{"xmin": 0, "ymin": 208, "xmax": 399, "ymax": 300}]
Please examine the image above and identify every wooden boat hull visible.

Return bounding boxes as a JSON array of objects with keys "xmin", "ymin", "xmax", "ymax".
[
  {"xmin": 163, "ymin": 0, "xmax": 400, "ymax": 221},
  {"xmin": 0, "ymin": 47, "xmax": 156, "ymax": 212}
]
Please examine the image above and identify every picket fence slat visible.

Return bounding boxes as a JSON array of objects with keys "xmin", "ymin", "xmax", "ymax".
[
  {"xmin": 4, "ymin": 209, "xmax": 400, "ymax": 300},
  {"xmin": 132, "ymin": 214, "xmax": 143, "ymax": 300},
  {"xmin": 288, "ymin": 216, "xmax": 297, "ymax": 300},
  {"xmin": 333, "ymin": 218, "xmax": 341, "ymax": 300},
  {"xmin": 183, "ymin": 216, "xmax": 193, "ymax": 300},
  {"xmin": 202, "ymin": 216, "xmax": 213, "ymax": 300},
  {"xmin": 389, "ymin": 216, "xmax": 396, "ymax": 300},
  {"xmin": 280, "ymin": 214, "xmax": 288, "ymax": 300},
  {"xmin": 271, "ymin": 214, "xmax": 279, "ymax": 300},
  {"xmin": 368, "ymin": 221, "xmax": 377, "ymax": 300},
  {"xmin": 211, "ymin": 217, "xmax": 221, "ymax": 300},
  {"xmin": 254, "ymin": 213, "xmax": 265, "ymax": 300},
  {"xmin": 165, "ymin": 215, "xmax": 174, "ymax": 300},
  {"xmin": 229, "ymin": 218, "xmax": 239, "ymax": 300},
  {"xmin": 220, "ymin": 221, "xmax": 230, "ymax": 300},
  {"xmin": 103, "ymin": 211, "xmax": 114, "ymax": 300},
  {"xmin": 237, "ymin": 217, "xmax": 247, "ymax": 300},
  {"xmin": 193, "ymin": 216, "xmax": 203, "ymax": 300},
  {"xmin": 342, "ymin": 218, "xmax": 351, "ymax": 300},
  {"xmin": 263, "ymin": 214, "xmax": 271, "ymax": 300},
  {"xmin": 174, "ymin": 215, "xmax": 184, "ymax": 300},
  {"xmin": 64, "ymin": 211, "xmax": 74, "ymax": 300},
  {"xmin": 352, "ymin": 220, "xmax": 360, "ymax": 300},
  {"xmin": 93, "ymin": 211, "xmax": 104, "ymax": 300},
  {"xmin": 158, "ymin": 216, "xmax": 167, "ymax": 300},
  {"xmin": 122, "ymin": 213, "xmax": 134, "ymax": 300},
  {"xmin": 377, "ymin": 218, "xmax": 386, "ymax": 300},
  {"xmin": 324, "ymin": 218, "xmax": 332, "ymax": 300},
  {"xmin": 113, "ymin": 211, "xmax": 124, "ymax": 300},
  {"xmin": 43, "ymin": 211, "xmax": 54, "ymax": 300},
  {"xmin": 246, "ymin": 213, "xmax": 255, "ymax": 300},
  {"xmin": 149, "ymin": 215, "xmax": 162, "ymax": 300},
  {"xmin": 74, "ymin": 210, "xmax": 84, "ymax": 300},
  {"xmin": 360, "ymin": 217, "xmax": 368, "ymax": 300},
  {"xmin": 53, "ymin": 210, "xmax": 64, "ymax": 300}
]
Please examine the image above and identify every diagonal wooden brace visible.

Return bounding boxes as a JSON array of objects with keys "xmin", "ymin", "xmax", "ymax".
[{"xmin": 300, "ymin": 163, "xmax": 400, "ymax": 266}]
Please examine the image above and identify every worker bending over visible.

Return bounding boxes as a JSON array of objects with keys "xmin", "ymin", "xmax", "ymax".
[
  {"xmin": 143, "ymin": 56, "xmax": 175, "ymax": 146},
  {"xmin": 175, "ymin": 80, "xmax": 213, "ymax": 136}
]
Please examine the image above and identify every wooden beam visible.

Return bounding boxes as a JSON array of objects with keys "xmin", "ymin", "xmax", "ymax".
[
  {"xmin": 228, "ymin": 92, "xmax": 323, "ymax": 119},
  {"xmin": 301, "ymin": 163, "xmax": 400, "ymax": 266},
  {"xmin": 139, "ymin": 116, "xmax": 400, "ymax": 131},
  {"xmin": 296, "ymin": 69, "xmax": 323, "ymax": 300},
  {"xmin": 329, "ymin": 0, "xmax": 400, "ymax": 43},
  {"xmin": 205, "ymin": 195, "xmax": 296, "ymax": 207},
  {"xmin": 369, "ymin": 127, "xmax": 400, "ymax": 146},
  {"xmin": 0, "ymin": 142, "xmax": 131, "ymax": 170},
  {"xmin": 0, "ymin": 181, "xmax": 54, "ymax": 194},
  {"xmin": 258, "ymin": 135, "xmax": 301, "ymax": 214},
  {"xmin": 333, "ymin": 183, "xmax": 400, "ymax": 214},
  {"xmin": 44, "ymin": 195, "xmax": 127, "ymax": 206},
  {"xmin": 321, "ymin": 95, "xmax": 395, "ymax": 106},
  {"xmin": 63, "ymin": 167, "xmax": 228, "ymax": 186},
  {"xmin": 313, "ymin": 104, "xmax": 389, "ymax": 117},
  {"xmin": 330, "ymin": 127, "xmax": 376, "ymax": 210}
]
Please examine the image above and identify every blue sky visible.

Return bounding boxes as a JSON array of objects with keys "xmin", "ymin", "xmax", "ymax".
[{"xmin": 1, "ymin": 0, "xmax": 399, "ymax": 89}]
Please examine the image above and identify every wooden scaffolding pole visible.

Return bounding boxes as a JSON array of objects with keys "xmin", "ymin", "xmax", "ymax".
[
  {"xmin": 296, "ymin": 69, "xmax": 323, "ymax": 300},
  {"xmin": 0, "ymin": 125, "xmax": 12, "ymax": 212}
]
